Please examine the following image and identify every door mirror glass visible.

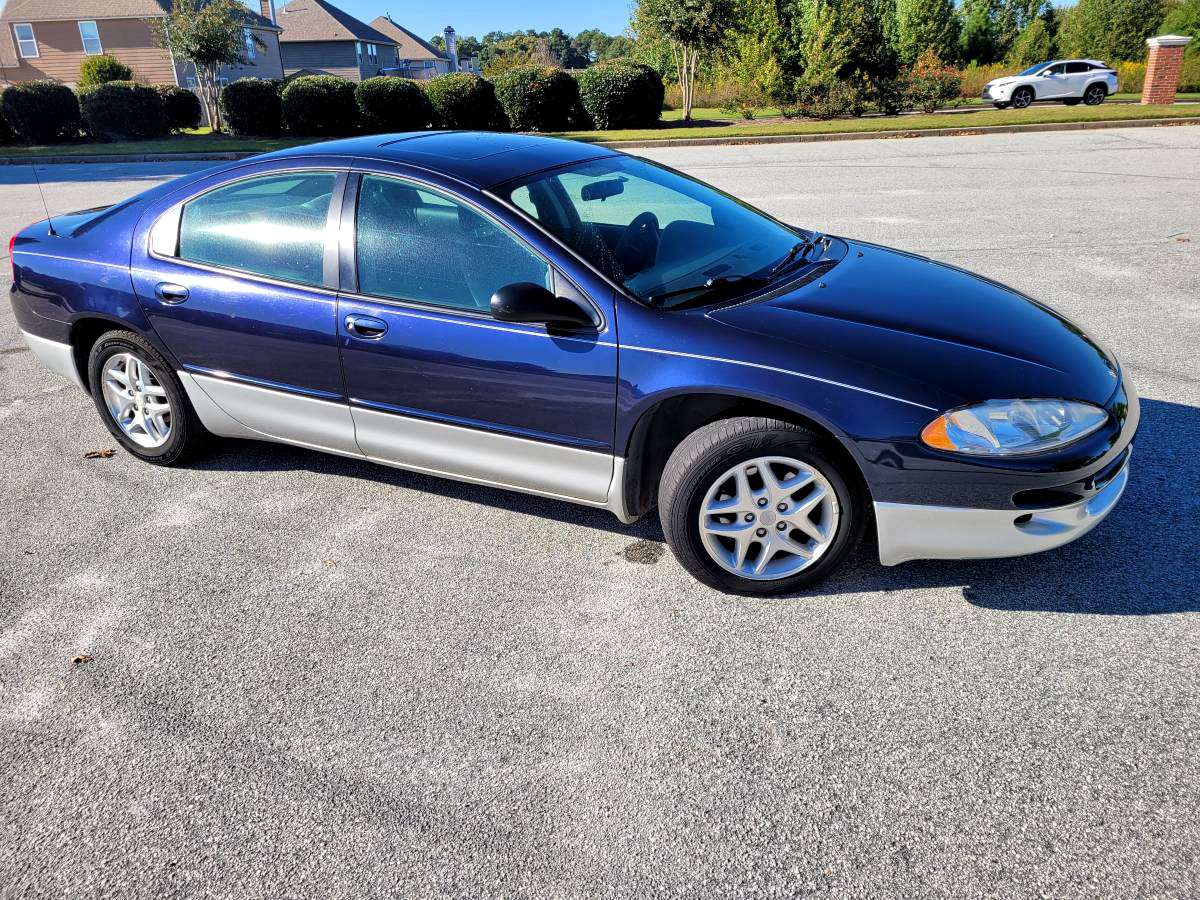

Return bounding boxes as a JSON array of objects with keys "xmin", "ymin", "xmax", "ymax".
[{"xmin": 491, "ymin": 282, "xmax": 596, "ymax": 329}]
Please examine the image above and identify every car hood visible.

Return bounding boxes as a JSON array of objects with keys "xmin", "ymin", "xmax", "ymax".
[
  {"xmin": 985, "ymin": 76, "xmax": 1025, "ymax": 88},
  {"xmin": 707, "ymin": 240, "xmax": 1120, "ymax": 410}
]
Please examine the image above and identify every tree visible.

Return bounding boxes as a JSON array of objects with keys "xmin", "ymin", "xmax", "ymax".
[
  {"xmin": 797, "ymin": 0, "xmax": 857, "ymax": 83},
  {"xmin": 1056, "ymin": 0, "xmax": 1163, "ymax": 60},
  {"xmin": 151, "ymin": 0, "xmax": 258, "ymax": 131},
  {"xmin": 958, "ymin": 0, "xmax": 1003, "ymax": 64},
  {"xmin": 895, "ymin": 0, "xmax": 961, "ymax": 64},
  {"xmin": 1006, "ymin": 16, "xmax": 1054, "ymax": 65},
  {"xmin": 1161, "ymin": 0, "xmax": 1200, "ymax": 56},
  {"xmin": 636, "ymin": 0, "xmax": 738, "ymax": 121},
  {"xmin": 721, "ymin": 0, "xmax": 786, "ymax": 111}
]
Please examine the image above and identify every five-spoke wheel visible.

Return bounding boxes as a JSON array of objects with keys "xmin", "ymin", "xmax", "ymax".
[{"xmin": 659, "ymin": 417, "xmax": 864, "ymax": 595}]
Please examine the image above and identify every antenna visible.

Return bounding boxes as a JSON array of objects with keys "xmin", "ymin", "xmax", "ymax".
[{"xmin": 30, "ymin": 161, "xmax": 56, "ymax": 236}]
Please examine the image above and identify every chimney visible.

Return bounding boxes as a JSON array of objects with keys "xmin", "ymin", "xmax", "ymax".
[
  {"xmin": 444, "ymin": 26, "xmax": 458, "ymax": 73},
  {"xmin": 259, "ymin": 0, "xmax": 276, "ymax": 25}
]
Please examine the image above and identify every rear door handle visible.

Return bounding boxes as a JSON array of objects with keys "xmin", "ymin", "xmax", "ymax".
[
  {"xmin": 345, "ymin": 314, "xmax": 388, "ymax": 339},
  {"xmin": 154, "ymin": 282, "xmax": 190, "ymax": 304}
]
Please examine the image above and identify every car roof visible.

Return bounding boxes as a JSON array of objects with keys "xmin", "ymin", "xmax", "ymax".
[{"xmin": 256, "ymin": 131, "xmax": 618, "ymax": 189}]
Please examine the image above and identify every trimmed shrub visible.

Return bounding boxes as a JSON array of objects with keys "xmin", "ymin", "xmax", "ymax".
[
  {"xmin": 221, "ymin": 78, "xmax": 284, "ymax": 136},
  {"xmin": 0, "ymin": 81, "xmax": 81, "ymax": 144},
  {"xmin": 78, "ymin": 81, "xmax": 167, "ymax": 141},
  {"xmin": 785, "ymin": 80, "xmax": 865, "ymax": 119},
  {"xmin": 78, "ymin": 54, "xmax": 133, "ymax": 87},
  {"xmin": 356, "ymin": 76, "xmax": 433, "ymax": 133},
  {"xmin": 281, "ymin": 75, "xmax": 357, "ymax": 135},
  {"xmin": 0, "ymin": 112, "xmax": 13, "ymax": 145},
  {"xmin": 424, "ymin": 73, "xmax": 507, "ymax": 130},
  {"xmin": 157, "ymin": 85, "xmax": 202, "ymax": 132},
  {"xmin": 493, "ymin": 65, "xmax": 579, "ymax": 132},
  {"xmin": 576, "ymin": 60, "xmax": 663, "ymax": 130},
  {"xmin": 867, "ymin": 76, "xmax": 907, "ymax": 116},
  {"xmin": 904, "ymin": 50, "xmax": 962, "ymax": 113}
]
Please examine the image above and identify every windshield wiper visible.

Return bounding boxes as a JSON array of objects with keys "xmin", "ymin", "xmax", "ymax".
[
  {"xmin": 769, "ymin": 232, "xmax": 826, "ymax": 278},
  {"xmin": 648, "ymin": 274, "xmax": 770, "ymax": 307}
]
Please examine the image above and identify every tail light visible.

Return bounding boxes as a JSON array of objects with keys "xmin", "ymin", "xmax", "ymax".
[{"xmin": 7, "ymin": 232, "xmax": 15, "ymax": 283}]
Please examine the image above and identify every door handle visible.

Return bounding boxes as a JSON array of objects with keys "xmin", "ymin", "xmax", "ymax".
[
  {"xmin": 345, "ymin": 314, "xmax": 388, "ymax": 339},
  {"xmin": 154, "ymin": 282, "xmax": 190, "ymax": 304}
]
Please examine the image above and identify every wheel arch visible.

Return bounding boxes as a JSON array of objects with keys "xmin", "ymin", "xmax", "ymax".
[
  {"xmin": 1085, "ymin": 80, "xmax": 1109, "ymax": 96},
  {"xmin": 619, "ymin": 389, "xmax": 871, "ymax": 520},
  {"xmin": 68, "ymin": 315, "xmax": 167, "ymax": 391}
]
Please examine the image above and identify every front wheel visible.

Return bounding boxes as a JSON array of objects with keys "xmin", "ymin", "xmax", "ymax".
[
  {"xmin": 1083, "ymin": 84, "xmax": 1107, "ymax": 106},
  {"xmin": 1011, "ymin": 87, "xmax": 1034, "ymax": 110},
  {"xmin": 658, "ymin": 418, "xmax": 865, "ymax": 595},
  {"xmin": 88, "ymin": 330, "xmax": 208, "ymax": 465}
]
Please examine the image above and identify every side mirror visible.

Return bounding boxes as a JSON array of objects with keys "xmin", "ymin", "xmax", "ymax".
[{"xmin": 491, "ymin": 282, "xmax": 597, "ymax": 330}]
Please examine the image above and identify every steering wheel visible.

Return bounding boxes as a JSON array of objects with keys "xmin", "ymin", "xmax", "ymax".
[{"xmin": 614, "ymin": 211, "xmax": 661, "ymax": 278}]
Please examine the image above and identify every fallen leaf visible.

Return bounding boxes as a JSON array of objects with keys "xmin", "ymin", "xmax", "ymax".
[
  {"xmin": 71, "ymin": 653, "xmax": 93, "ymax": 667},
  {"xmin": 1177, "ymin": 236, "xmax": 1192, "ymax": 243},
  {"xmin": 323, "ymin": 559, "xmax": 338, "ymax": 567},
  {"xmin": 84, "ymin": 449, "xmax": 115, "ymax": 459}
]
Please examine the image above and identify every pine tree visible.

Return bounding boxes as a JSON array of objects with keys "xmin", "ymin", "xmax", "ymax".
[{"xmin": 895, "ymin": 0, "xmax": 961, "ymax": 64}]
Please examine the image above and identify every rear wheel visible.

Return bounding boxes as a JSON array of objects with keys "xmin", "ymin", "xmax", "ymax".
[
  {"xmin": 1083, "ymin": 83, "xmax": 1107, "ymax": 105},
  {"xmin": 1011, "ymin": 87, "xmax": 1034, "ymax": 110},
  {"xmin": 658, "ymin": 417, "xmax": 865, "ymax": 595},
  {"xmin": 87, "ymin": 330, "xmax": 208, "ymax": 465}
]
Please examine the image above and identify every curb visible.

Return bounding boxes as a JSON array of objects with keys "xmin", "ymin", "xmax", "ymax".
[
  {"xmin": 1, "ymin": 115, "xmax": 1198, "ymax": 164},
  {"xmin": 595, "ymin": 116, "xmax": 1200, "ymax": 149}
]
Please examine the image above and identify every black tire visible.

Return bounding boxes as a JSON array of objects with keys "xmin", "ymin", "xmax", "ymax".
[
  {"xmin": 992, "ymin": 101, "xmax": 1010, "ymax": 109},
  {"xmin": 658, "ymin": 417, "xmax": 866, "ymax": 595},
  {"xmin": 1063, "ymin": 98, "xmax": 1082, "ymax": 106},
  {"xmin": 1011, "ymin": 87, "xmax": 1034, "ymax": 110},
  {"xmin": 87, "ymin": 329, "xmax": 208, "ymax": 465},
  {"xmin": 1083, "ymin": 83, "xmax": 1107, "ymax": 106}
]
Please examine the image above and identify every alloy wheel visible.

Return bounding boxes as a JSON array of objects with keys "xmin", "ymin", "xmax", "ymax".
[
  {"xmin": 698, "ymin": 455, "xmax": 840, "ymax": 581},
  {"xmin": 1084, "ymin": 85, "xmax": 1105, "ymax": 105},
  {"xmin": 100, "ymin": 352, "xmax": 173, "ymax": 449}
]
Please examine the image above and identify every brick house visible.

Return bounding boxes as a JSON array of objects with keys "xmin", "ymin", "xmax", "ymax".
[
  {"xmin": 0, "ymin": 0, "xmax": 284, "ymax": 88},
  {"xmin": 274, "ymin": 0, "xmax": 400, "ymax": 82}
]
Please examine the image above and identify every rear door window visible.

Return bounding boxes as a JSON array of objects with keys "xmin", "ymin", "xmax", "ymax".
[{"xmin": 177, "ymin": 172, "xmax": 337, "ymax": 287}]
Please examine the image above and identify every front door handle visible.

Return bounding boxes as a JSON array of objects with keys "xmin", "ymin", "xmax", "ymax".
[
  {"xmin": 345, "ymin": 314, "xmax": 388, "ymax": 339},
  {"xmin": 155, "ymin": 282, "xmax": 190, "ymax": 304}
]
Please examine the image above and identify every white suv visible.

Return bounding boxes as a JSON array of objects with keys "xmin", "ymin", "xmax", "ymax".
[{"xmin": 983, "ymin": 60, "xmax": 1119, "ymax": 110}]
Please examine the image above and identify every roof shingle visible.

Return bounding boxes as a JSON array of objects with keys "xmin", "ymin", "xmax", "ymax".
[
  {"xmin": 0, "ymin": 0, "xmax": 277, "ymax": 29},
  {"xmin": 369, "ymin": 16, "xmax": 446, "ymax": 62},
  {"xmin": 275, "ymin": 0, "xmax": 396, "ymax": 44}
]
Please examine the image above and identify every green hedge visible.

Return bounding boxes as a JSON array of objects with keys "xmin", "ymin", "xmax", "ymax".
[
  {"xmin": 78, "ymin": 81, "xmax": 166, "ymax": 141},
  {"xmin": 78, "ymin": 54, "xmax": 133, "ymax": 87},
  {"xmin": 493, "ymin": 64, "xmax": 580, "ymax": 132},
  {"xmin": 157, "ymin": 85, "xmax": 202, "ymax": 132},
  {"xmin": 221, "ymin": 78, "xmax": 283, "ymax": 136},
  {"xmin": 0, "ymin": 111, "xmax": 13, "ymax": 145},
  {"xmin": 281, "ymin": 75, "xmax": 357, "ymax": 135},
  {"xmin": 576, "ymin": 60, "xmax": 663, "ymax": 130},
  {"xmin": 424, "ymin": 73, "xmax": 507, "ymax": 130},
  {"xmin": 0, "ymin": 80, "xmax": 81, "ymax": 144},
  {"xmin": 356, "ymin": 76, "xmax": 433, "ymax": 133}
]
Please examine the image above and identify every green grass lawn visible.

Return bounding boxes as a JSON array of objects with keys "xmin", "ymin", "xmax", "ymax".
[
  {"xmin": 2, "ymin": 102, "xmax": 1198, "ymax": 159},
  {"xmin": 555, "ymin": 102, "xmax": 1200, "ymax": 143}
]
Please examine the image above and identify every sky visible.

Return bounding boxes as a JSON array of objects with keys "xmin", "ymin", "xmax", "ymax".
[{"xmin": 255, "ymin": 1, "xmax": 635, "ymax": 41}]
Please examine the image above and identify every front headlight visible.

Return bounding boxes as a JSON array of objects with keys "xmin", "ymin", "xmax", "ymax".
[{"xmin": 920, "ymin": 399, "xmax": 1108, "ymax": 456}]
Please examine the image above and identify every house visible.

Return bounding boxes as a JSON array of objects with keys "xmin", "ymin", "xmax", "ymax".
[
  {"xmin": 274, "ymin": 0, "xmax": 399, "ymax": 82},
  {"xmin": 0, "ymin": 0, "xmax": 284, "ymax": 88},
  {"xmin": 369, "ymin": 16, "xmax": 452, "ymax": 81}
]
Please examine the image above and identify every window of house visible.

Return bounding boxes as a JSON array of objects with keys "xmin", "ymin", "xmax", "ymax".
[
  {"xmin": 369, "ymin": 43, "xmax": 378, "ymax": 62},
  {"xmin": 178, "ymin": 172, "xmax": 338, "ymax": 287},
  {"xmin": 78, "ymin": 21, "xmax": 103, "ymax": 55},
  {"xmin": 356, "ymin": 41, "xmax": 363, "ymax": 62},
  {"xmin": 244, "ymin": 28, "xmax": 256, "ymax": 61},
  {"xmin": 356, "ymin": 175, "xmax": 551, "ymax": 313},
  {"xmin": 13, "ymin": 23, "xmax": 38, "ymax": 59}
]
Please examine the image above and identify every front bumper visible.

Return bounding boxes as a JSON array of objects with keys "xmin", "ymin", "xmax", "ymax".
[{"xmin": 875, "ymin": 454, "xmax": 1130, "ymax": 566}]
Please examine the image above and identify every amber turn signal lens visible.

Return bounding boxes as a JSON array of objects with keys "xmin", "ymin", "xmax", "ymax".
[{"xmin": 920, "ymin": 416, "xmax": 956, "ymax": 451}]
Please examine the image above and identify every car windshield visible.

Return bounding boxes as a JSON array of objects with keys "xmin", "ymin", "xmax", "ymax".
[
  {"xmin": 1018, "ymin": 61, "xmax": 1053, "ymax": 76},
  {"xmin": 499, "ymin": 156, "xmax": 808, "ymax": 309}
]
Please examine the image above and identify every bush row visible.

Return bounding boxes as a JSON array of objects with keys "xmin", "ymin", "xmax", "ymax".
[
  {"xmin": 220, "ymin": 61, "xmax": 663, "ymax": 137},
  {"xmin": 0, "ymin": 79, "xmax": 201, "ymax": 144}
]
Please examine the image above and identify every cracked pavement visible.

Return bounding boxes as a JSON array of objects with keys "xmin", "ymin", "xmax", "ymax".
[{"xmin": 1, "ymin": 126, "xmax": 1198, "ymax": 897}]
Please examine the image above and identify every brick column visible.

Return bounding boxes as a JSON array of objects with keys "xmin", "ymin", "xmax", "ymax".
[{"xmin": 1141, "ymin": 35, "xmax": 1193, "ymax": 104}]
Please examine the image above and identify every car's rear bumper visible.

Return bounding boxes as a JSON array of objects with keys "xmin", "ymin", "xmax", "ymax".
[
  {"xmin": 19, "ymin": 328, "xmax": 84, "ymax": 389},
  {"xmin": 875, "ymin": 454, "xmax": 1130, "ymax": 565}
]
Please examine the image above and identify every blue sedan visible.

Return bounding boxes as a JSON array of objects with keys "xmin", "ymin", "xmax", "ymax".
[{"xmin": 9, "ymin": 132, "xmax": 1137, "ymax": 594}]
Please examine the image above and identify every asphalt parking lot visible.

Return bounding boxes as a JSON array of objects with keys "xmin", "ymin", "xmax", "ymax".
[{"xmin": 2, "ymin": 126, "xmax": 1198, "ymax": 898}]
